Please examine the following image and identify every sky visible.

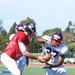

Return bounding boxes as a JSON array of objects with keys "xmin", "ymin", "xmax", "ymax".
[{"xmin": 0, "ymin": 0, "xmax": 75, "ymax": 36}]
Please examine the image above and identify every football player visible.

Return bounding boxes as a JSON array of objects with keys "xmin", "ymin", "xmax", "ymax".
[
  {"xmin": 1, "ymin": 22, "xmax": 43, "ymax": 75},
  {"xmin": 9, "ymin": 24, "xmax": 28, "ymax": 75},
  {"xmin": 36, "ymin": 32, "xmax": 68, "ymax": 75}
]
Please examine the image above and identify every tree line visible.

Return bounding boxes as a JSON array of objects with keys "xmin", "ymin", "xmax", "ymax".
[{"xmin": 0, "ymin": 17, "xmax": 75, "ymax": 57}]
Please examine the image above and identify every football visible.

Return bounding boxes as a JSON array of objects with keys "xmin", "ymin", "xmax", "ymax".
[{"xmin": 42, "ymin": 54, "xmax": 51, "ymax": 62}]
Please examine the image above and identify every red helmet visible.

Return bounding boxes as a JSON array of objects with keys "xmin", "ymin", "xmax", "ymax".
[{"xmin": 51, "ymin": 32, "xmax": 63, "ymax": 47}]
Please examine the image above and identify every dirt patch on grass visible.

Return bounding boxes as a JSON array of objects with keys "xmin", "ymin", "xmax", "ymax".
[{"xmin": 28, "ymin": 63, "xmax": 75, "ymax": 67}]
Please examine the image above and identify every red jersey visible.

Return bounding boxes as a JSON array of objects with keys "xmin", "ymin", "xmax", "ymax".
[{"xmin": 3, "ymin": 32, "xmax": 29, "ymax": 60}]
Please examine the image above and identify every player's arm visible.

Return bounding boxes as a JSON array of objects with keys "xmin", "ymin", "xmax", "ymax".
[
  {"xmin": 53, "ymin": 55, "xmax": 65, "ymax": 67},
  {"xmin": 18, "ymin": 41, "xmax": 46, "ymax": 61},
  {"xmin": 18, "ymin": 41, "xmax": 38, "ymax": 59},
  {"xmin": 36, "ymin": 38, "xmax": 47, "ymax": 43},
  {"xmin": 22, "ymin": 50, "xmax": 51, "ymax": 63},
  {"xmin": 22, "ymin": 51, "xmax": 39, "ymax": 59},
  {"xmin": 22, "ymin": 51, "xmax": 51, "ymax": 63}
]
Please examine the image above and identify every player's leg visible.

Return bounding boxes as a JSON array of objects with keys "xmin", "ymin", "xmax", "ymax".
[
  {"xmin": 17, "ymin": 58, "xmax": 21, "ymax": 71},
  {"xmin": 57, "ymin": 72, "xmax": 67, "ymax": 75},
  {"xmin": 19, "ymin": 56, "xmax": 26, "ymax": 75},
  {"xmin": 56, "ymin": 66, "xmax": 67, "ymax": 75},
  {"xmin": 17, "ymin": 56, "xmax": 26, "ymax": 75},
  {"xmin": 46, "ymin": 68, "xmax": 54, "ymax": 75},
  {"xmin": 1, "ymin": 53, "xmax": 21, "ymax": 75},
  {"xmin": 17, "ymin": 59, "xmax": 23, "ymax": 75}
]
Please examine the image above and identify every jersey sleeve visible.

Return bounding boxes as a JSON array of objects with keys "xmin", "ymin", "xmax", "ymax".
[
  {"xmin": 59, "ymin": 44, "xmax": 68, "ymax": 55},
  {"xmin": 18, "ymin": 41, "xmax": 27, "ymax": 53},
  {"xmin": 41, "ymin": 35, "xmax": 50, "ymax": 41},
  {"xmin": 9, "ymin": 33, "xmax": 15, "ymax": 40}
]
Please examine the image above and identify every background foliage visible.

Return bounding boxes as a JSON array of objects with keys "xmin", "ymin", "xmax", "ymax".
[{"xmin": 0, "ymin": 17, "xmax": 75, "ymax": 57}]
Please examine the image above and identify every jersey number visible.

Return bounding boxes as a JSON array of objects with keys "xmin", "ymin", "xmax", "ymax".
[{"xmin": 46, "ymin": 47, "xmax": 59, "ymax": 58}]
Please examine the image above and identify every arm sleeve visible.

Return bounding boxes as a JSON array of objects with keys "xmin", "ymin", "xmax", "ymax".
[
  {"xmin": 18, "ymin": 41, "xmax": 27, "ymax": 53},
  {"xmin": 60, "ymin": 46, "xmax": 68, "ymax": 55}
]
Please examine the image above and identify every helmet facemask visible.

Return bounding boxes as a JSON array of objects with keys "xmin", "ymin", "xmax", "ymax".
[
  {"xmin": 51, "ymin": 37, "xmax": 61, "ymax": 47},
  {"xmin": 51, "ymin": 32, "xmax": 63, "ymax": 47}
]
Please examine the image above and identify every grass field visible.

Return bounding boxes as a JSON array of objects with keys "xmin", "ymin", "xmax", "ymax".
[{"xmin": 0, "ymin": 64, "xmax": 75, "ymax": 75}]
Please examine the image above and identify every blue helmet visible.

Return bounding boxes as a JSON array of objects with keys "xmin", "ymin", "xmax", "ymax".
[
  {"xmin": 52, "ymin": 32, "xmax": 63, "ymax": 41},
  {"xmin": 23, "ymin": 22, "xmax": 36, "ymax": 35}
]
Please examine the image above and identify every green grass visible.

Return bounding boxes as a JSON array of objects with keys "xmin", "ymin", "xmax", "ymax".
[
  {"xmin": 0, "ymin": 65, "xmax": 75, "ymax": 75},
  {"xmin": 24, "ymin": 66, "xmax": 46, "ymax": 75},
  {"xmin": 65, "ymin": 67, "xmax": 75, "ymax": 75}
]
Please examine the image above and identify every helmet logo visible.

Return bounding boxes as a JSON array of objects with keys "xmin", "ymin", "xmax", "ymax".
[{"xmin": 28, "ymin": 23, "xmax": 34, "ymax": 31}]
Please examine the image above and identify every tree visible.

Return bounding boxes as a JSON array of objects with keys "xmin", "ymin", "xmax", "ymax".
[
  {"xmin": 1, "ymin": 29, "xmax": 7, "ymax": 35},
  {"xmin": 0, "ymin": 34, "xmax": 8, "ymax": 51},
  {"xmin": 0, "ymin": 19, "xmax": 7, "ymax": 35},
  {"xmin": 29, "ymin": 39, "xmax": 42, "ymax": 53},
  {"xmin": 64, "ymin": 26, "xmax": 70, "ymax": 32},
  {"xmin": 68, "ymin": 21, "xmax": 75, "ymax": 36},
  {"xmin": 20, "ymin": 17, "xmax": 36, "ymax": 25},
  {"xmin": 0, "ymin": 19, "xmax": 3, "ymax": 33},
  {"xmin": 8, "ymin": 22, "xmax": 17, "ymax": 36},
  {"xmin": 0, "ymin": 19, "xmax": 8, "ymax": 51},
  {"xmin": 72, "ymin": 22, "xmax": 75, "ymax": 35},
  {"xmin": 42, "ymin": 28, "xmax": 62, "ymax": 36},
  {"xmin": 68, "ymin": 21, "xmax": 72, "ymax": 26},
  {"xmin": 67, "ymin": 43, "xmax": 75, "ymax": 57}
]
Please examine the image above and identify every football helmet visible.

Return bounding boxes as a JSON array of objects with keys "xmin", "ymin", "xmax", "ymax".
[
  {"xmin": 51, "ymin": 32, "xmax": 63, "ymax": 47},
  {"xmin": 52, "ymin": 32, "xmax": 63, "ymax": 40},
  {"xmin": 15, "ymin": 24, "xmax": 24, "ymax": 31},
  {"xmin": 23, "ymin": 22, "xmax": 36, "ymax": 36}
]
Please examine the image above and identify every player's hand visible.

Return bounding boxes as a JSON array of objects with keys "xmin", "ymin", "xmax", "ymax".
[
  {"xmin": 42, "ymin": 54, "xmax": 51, "ymax": 62},
  {"xmin": 38, "ymin": 55, "xmax": 51, "ymax": 63},
  {"xmin": 38, "ymin": 56, "xmax": 45, "ymax": 63},
  {"xmin": 43, "ymin": 63, "xmax": 54, "ymax": 69}
]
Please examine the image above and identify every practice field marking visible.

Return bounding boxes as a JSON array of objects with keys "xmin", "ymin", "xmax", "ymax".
[{"xmin": 0, "ymin": 70, "xmax": 11, "ymax": 74}]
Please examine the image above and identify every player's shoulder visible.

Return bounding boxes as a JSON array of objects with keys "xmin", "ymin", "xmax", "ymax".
[
  {"xmin": 59, "ymin": 43, "xmax": 68, "ymax": 55},
  {"xmin": 16, "ymin": 32, "xmax": 29, "ymax": 45},
  {"xmin": 9, "ymin": 33, "xmax": 15, "ymax": 40},
  {"xmin": 41, "ymin": 35, "xmax": 50, "ymax": 41},
  {"xmin": 60, "ymin": 43, "xmax": 68, "ymax": 49}
]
